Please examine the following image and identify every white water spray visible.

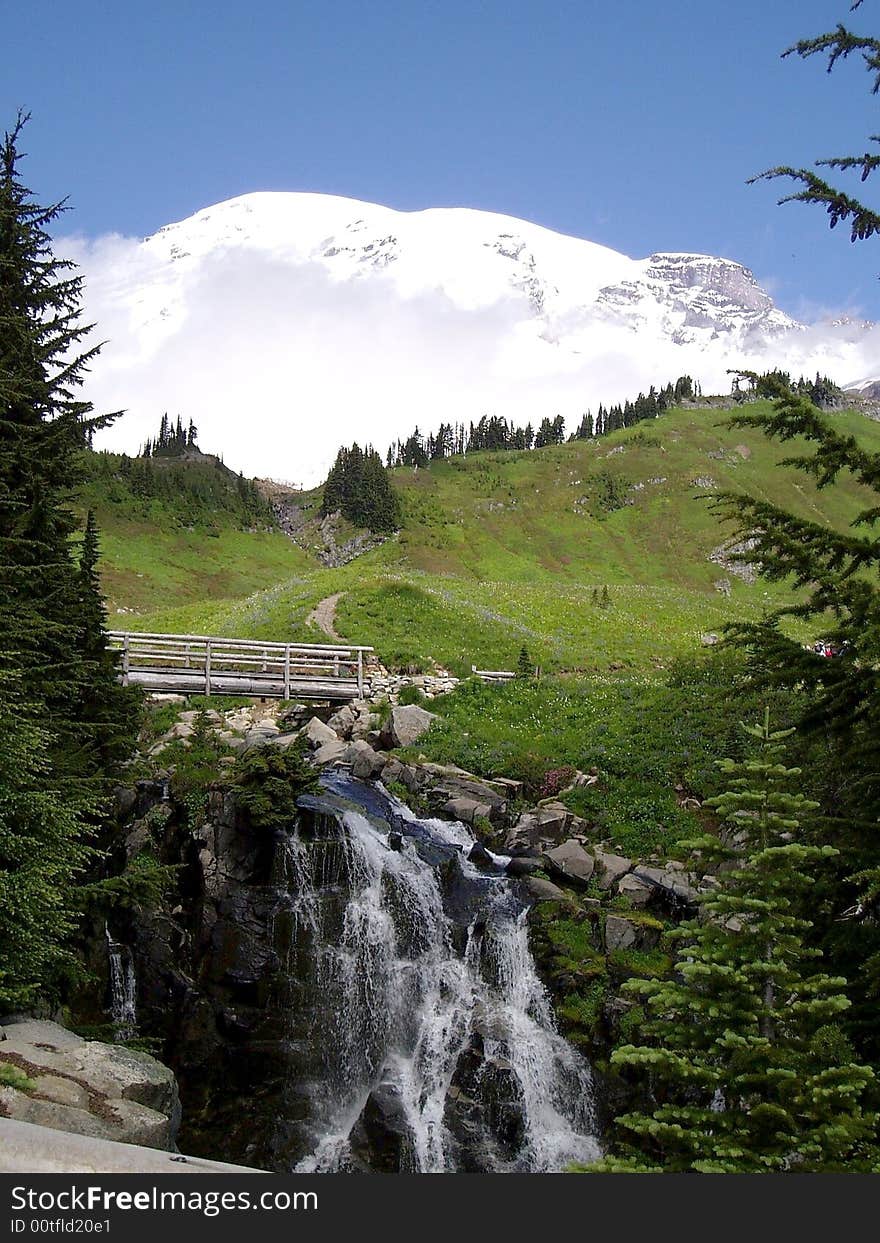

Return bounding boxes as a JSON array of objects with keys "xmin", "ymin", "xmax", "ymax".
[{"xmin": 288, "ymin": 781, "xmax": 601, "ymax": 1172}]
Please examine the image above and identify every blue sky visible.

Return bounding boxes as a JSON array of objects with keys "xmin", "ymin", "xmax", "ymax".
[{"xmin": 5, "ymin": 0, "xmax": 880, "ymax": 319}]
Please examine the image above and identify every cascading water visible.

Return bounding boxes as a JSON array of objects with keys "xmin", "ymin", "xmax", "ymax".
[
  {"xmin": 275, "ymin": 773, "xmax": 601, "ymax": 1173},
  {"xmin": 105, "ymin": 925, "xmax": 138, "ymax": 1041}
]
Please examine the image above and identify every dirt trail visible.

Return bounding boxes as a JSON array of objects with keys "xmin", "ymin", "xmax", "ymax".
[{"xmin": 307, "ymin": 592, "xmax": 345, "ymax": 641}]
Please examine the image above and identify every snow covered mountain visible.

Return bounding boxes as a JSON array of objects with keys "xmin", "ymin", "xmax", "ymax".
[{"xmin": 73, "ymin": 192, "xmax": 874, "ymax": 485}]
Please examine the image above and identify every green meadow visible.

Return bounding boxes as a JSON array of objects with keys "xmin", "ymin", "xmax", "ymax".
[{"xmin": 89, "ymin": 403, "xmax": 880, "ymax": 674}]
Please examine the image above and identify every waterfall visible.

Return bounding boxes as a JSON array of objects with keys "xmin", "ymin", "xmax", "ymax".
[
  {"xmin": 105, "ymin": 926, "xmax": 138, "ymax": 1041},
  {"xmin": 281, "ymin": 775, "xmax": 601, "ymax": 1173}
]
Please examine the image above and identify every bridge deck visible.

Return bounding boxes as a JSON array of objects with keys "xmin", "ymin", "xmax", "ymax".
[{"xmin": 108, "ymin": 631, "xmax": 373, "ymax": 701}]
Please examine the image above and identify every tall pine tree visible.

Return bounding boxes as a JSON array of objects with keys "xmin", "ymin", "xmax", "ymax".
[
  {"xmin": 595, "ymin": 713, "xmax": 876, "ymax": 1173},
  {"xmin": 0, "ymin": 111, "xmax": 124, "ymax": 763},
  {"xmin": 711, "ymin": 373, "xmax": 880, "ymax": 1051},
  {"xmin": 0, "ymin": 114, "xmax": 137, "ymax": 1005}
]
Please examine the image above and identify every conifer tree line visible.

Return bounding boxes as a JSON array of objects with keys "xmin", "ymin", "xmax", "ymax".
[
  {"xmin": 84, "ymin": 448, "xmax": 273, "ymax": 529},
  {"xmin": 0, "ymin": 114, "xmax": 139, "ymax": 1010},
  {"xmin": 732, "ymin": 368, "xmax": 840, "ymax": 407},
  {"xmin": 83, "ymin": 412, "xmax": 274, "ymax": 529},
  {"xmin": 141, "ymin": 412, "xmax": 198, "ymax": 457},
  {"xmin": 385, "ymin": 376, "xmax": 701, "ymax": 467},
  {"xmin": 322, "ymin": 442, "xmax": 401, "ymax": 531}
]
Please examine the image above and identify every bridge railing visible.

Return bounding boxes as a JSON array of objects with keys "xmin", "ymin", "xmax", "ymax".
[{"xmin": 107, "ymin": 631, "xmax": 374, "ymax": 698}]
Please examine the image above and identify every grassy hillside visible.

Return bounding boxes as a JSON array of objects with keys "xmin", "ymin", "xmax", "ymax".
[
  {"xmin": 388, "ymin": 405, "xmax": 878, "ymax": 590},
  {"xmin": 77, "ymin": 450, "xmax": 313, "ymax": 620},
  {"xmin": 87, "ymin": 404, "xmax": 880, "ymax": 673}
]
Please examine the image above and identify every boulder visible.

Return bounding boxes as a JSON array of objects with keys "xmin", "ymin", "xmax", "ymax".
[
  {"xmin": 217, "ymin": 732, "xmax": 247, "ymax": 753},
  {"xmin": 31, "ymin": 1075, "xmax": 90, "ymax": 1110},
  {"xmin": 242, "ymin": 722, "xmax": 281, "ymax": 751},
  {"xmin": 379, "ymin": 757, "xmax": 405, "ymax": 783},
  {"xmin": 522, "ymin": 876, "xmax": 569, "ymax": 903},
  {"xmin": 72, "ymin": 1042, "xmax": 179, "ymax": 1116},
  {"xmin": 343, "ymin": 741, "xmax": 388, "ymax": 780},
  {"xmin": 604, "ymin": 914, "xmax": 639, "ymax": 951},
  {"xmin": 430, "ymin": 777, "xmax": 507, "ymax": 814},
  {"xmin": 327, "ymin": 704, "xmax": 356, "ymax": 739},
  {"xmin": 490, "ymin": 776, "xmax": 525, "ymax": 797},
  {"xmin": 312, "ymin": 739, "xmax": 348, "ymax": 766},
  {"xmin": 381, "ymin": 705, "xmax": 437, "ymax": 749},
  {"xmin": 349, "ymin": 703, "xmax": 381, "ymax": 742},
  {"xmin": 103, "ymin": 1099, "xmax": 176, "ymax": 1149},
  {"xmin": 504, "ymin": 805, "xmax": 570, "ymax": 851},
  {"xmin": 303, "ymin": 716, "xmax": 339, "ymax": 748},
  {"xmin": 348, "ymin": 1078, "xmax": 415, "ymax": 1174},
  {"xmin": 542, "ymin": 840, "xmax": 594, "ymax": 887},
  {"xmin": 443, "ymin": 798, "xmax": 493, "ymax": 826},
  {"xmin": 616, "ymin": 873, "xmax": 653, "ymax": 907},
  {"xmin": 380, "ymin": 761, "xmax": 422, "ymax": 793},
  {"xmin": 505, "ymin": 856, "xmax": 542, "ymax": 877},
  {"xmin": 113, "ymin": 786, "xmax": 138, "ymax": 820},
  {"xmin": 269, "ymin": 731, "xmax": 302, "ymax": 749},
  {"xmin": 632, "ymin": 865, "xmax": 699, "ymax": 908},
  {"xmin": 468, "ymin": 842, "xmax": 497, "ymax": 871},
  {"xmin": 0, "ymin": 1091, "xmax": 117, "ymax": 1143},
  {"xmin": 0, "ymin": 1020, "xmax": 179, "ymax": 1151},
  {"xmin": 593, "ymin": 848, "xmax": 632, "ymax": 889}
]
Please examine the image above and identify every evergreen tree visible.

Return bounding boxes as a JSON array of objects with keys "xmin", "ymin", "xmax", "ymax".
[
  {"xmin": 0, "ymin": 112, "xmax": 125, "ymax": 769},
  {"xmin": 750, "ymin": 2, "xmax": 880, "ymax": 251},
  {"xmin": 321, "ymin": 443, "xmax": 400, "ymax": 531},
  {"xmin": 517, "ymin": 646, "xmax": 533, "ymax": 678},
  {"xmin": 712, "ymin": 374, "xmax": 880, "ymax": 1049},
  {"xmin": 0, "ymin": 114, "xmax": 132, "ymax": 1008},
  {"xmin": 74, "ymin": 511, "xmax": 140, "ymax": 769},
  {"xmin": 0, "ymin": 676, "xmax": 92, "ymax": 1011},
  {"xmin": 596, "ymin": 713, "xmax": 876, "ymax": 1173},
  {"xmin": 534, "ymin": 417, "xmax": 554, "ymax": 448}
]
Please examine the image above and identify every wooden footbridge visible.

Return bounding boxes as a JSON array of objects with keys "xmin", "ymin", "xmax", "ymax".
[{"xmin": 108, "ymin": 631, "xmax": 374, "ymax": 701}]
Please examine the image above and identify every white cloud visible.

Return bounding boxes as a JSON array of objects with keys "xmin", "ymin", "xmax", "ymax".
[{"xmin": 63, "ymin": 230, "xmax": 880, "ymax": 488}]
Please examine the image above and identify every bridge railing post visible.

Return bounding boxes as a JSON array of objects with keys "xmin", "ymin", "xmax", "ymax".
[
  {"xmin": 205, "ymin": 640, "xmax": 212, "ymax": 696},
  {"xmin": 284, "ymin": 646, "xmax": 290, "ymax": 700},
  {"xmin": 357, "ymin": 649, "xmax": 363, "ymax": 699},
  {"xmin": 122, "ymin": 634, "xmax": 130, "ymax": 687}
]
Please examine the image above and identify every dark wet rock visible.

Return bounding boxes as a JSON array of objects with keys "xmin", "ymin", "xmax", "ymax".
[
  {"xmin": 348, "ymin": 1078, "xmax": 415, "ymax": 1173},
  {"xmin": 468, "ymin": 841, "xmax": 497, "ymax": 871},
  {"xmin": 505, "ymin": 856, "xmax": 542, "ymax": 877}
]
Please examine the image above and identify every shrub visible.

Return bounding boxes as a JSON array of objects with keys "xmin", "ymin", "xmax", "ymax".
[{"xmin": 233, "ymin": 740, "xmax": 320, "ymax": 830}]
